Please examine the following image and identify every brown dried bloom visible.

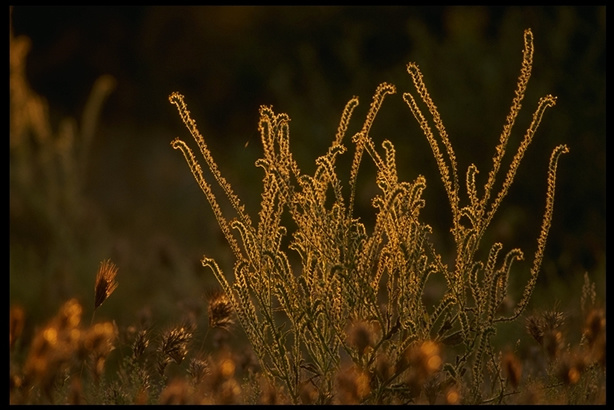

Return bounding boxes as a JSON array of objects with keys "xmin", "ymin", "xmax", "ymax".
[
  {"xmin": 132, "ymin": 329, "xmax": 150, "ymax": 360},
  {"xmin": 526, "ymin": 309, "xmax": 565, "ymax": 357},
  {"xmin": 538, "ymin": 309, "xmax": 565, "ymax": 360},
  {"xmin": 542, "ymin": 309, "xmax": 565, "ymax": 330},
  {"xmin": 584, "ymin": 307, "xmax": 605, "ymax": 348},
  {"xmin": 502, "ymin": 351, "xmax": 522, "ymax": 390},
  {"xmin": 10, "ymin": 305, "xmax": 25, "ymax": 351},
  {"xmin": 94, "ymin": 259, "xmax": 119, "ymax": 310},
  {"xmin": 583, "ymin": 307, "xmax": 605, "ymax": 365},
  {"xmin": 188, "ymin": 357, "xmax": 210, "ymax": 385},
  {"xmin": 346, "ymin": 320, "xmax": 376, "ymax": 355},
  {"xmin": 208, "ymin": 291, "xmax": 234, "ymax": 331},
  {"xmin": 160, "ymin": 324, "xmax": 193, "ymax": 365},
  {"xmin": 525, "ymin": 315, "xmax": 544, "ymax": 345},
  {"xmin": 543, "ymin": 328, "xmax": 563, "ymax": 360}
]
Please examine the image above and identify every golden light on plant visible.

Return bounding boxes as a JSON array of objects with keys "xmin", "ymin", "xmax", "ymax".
[
  {"xmin": 208, "ymin": 292, "xmax": 235, "ymax": 331},
  {"xmin": 9, "ymin": 7, "xmax": 605, "ymax": 403},
  {"xmin": 94, "ymin": 259, "xmax": 119, "ymax": 311},
  {"xmin": 169, "ymin": 28, "xmax": 569, "ymax": 404}
]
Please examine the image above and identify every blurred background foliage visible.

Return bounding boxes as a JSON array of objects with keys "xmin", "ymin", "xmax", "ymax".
[{"xmin": 10, "ymin": 6, "xmax": 605, "ymax": 341}]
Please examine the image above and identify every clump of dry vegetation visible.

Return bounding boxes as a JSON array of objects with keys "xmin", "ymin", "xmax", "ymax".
[
  {"xmin": 161, "ymin": 28, "xmax": 604, "ymax": 404},
  {"xmin": 9, "ymin": 17, "xmax": 605, "ymax": 405}
]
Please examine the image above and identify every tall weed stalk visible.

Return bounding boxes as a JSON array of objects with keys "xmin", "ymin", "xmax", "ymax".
[{"xmin": 170, "ymin": 28, "xmax": 567, "ymax": 404}]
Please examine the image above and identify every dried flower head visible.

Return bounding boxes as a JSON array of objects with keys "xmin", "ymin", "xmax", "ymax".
[
  {"xmin": 346, "ymin": 320, "xmax": 376, "ymax": 355},
  {"xmin": 542, "ymin": 309, "xmax": 565, "ymax": 331},
  {"xmin": 526, "ymin": 309, "xmax": 565, "ymax": 360},
  {"xmin": 583, "ymin": 307, "xmax": 606, "ymax": 365},
  {"xmin": 502, "ymin": 351, "xmax": 522, "ymax": 389},
  {"xmin": 159, "ymin": 324, "xmax": 193, "ymax": 365},
  {"xmin": 525, "ymin": 314, "xmax": 545, "ymax": 345},
  {"xmin": 208, "ymin": 291, "xmax": 234, "ymax": 331},
  {"xmin": 188, "ymin": 357, "xmax": 210, "ymax": 385},
  {"xmin": 10, "ymin": 305, "xmax": 25, "ymax": 351},
  {"xmin": 584, "ymin": 307, "xmax": 605, "ymax": 348},
  {"xmin": 132, "ymin": 328, "xmax": 150, "ymax": 360},
  {"xmin": 94, "ymin": 259, "xmax": 119, "ymax": 310}
]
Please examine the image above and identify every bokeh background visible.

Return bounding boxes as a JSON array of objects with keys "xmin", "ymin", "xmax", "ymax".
[{"xmin": 10, "ymin": 6, "xmax": 605, "ymax": 340}]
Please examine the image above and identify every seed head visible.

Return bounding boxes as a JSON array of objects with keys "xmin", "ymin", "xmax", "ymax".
[
  {"xmin": 347, "ymin": 320, "xmax": 375, "ymax": 355},
  {"xmin": 94, "ymin": 259, "xmax": 119, "ymax": 310},
  {"xmin": 502, "ymin": 351, "xmax": 522, "ymax": 389},
  {"xmin": 159, "ymin": 324, "xmax": 193, "ymax": 365},
  {"xmin": 525, "ymin": 314, "xmax": 544, "ymax": 345},
  {"xmin": 132, "ymin": 329, "xmax": 150, "ymax": 360},
  {"xmin": 208, "ymin": 292, "xmax": 234, "ymax": 331},
  {"xmin": 188, "ymin": 357, "xmax": 210, "ymax": 384}
]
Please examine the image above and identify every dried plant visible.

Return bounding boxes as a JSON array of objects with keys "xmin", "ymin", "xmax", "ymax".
[
  {"xmin": 157, "ymin": 324, "xmax": 194, "ymax": 377},
  {"xmin": 11, "ymin": 298, "xmax": 117, "ymax": 404},
  {"xmin": 10, "ymin": 18, "xmax": 604, "ymax": 404},
  {"xmin": 207, "ymin": 291, "xmax": 235, "ymax": 332},
  {"xmin": 169, "ymin": 28, "xmax": 569, "ymax": 404},
  {"xmin": 10, "ymin": 6, "xmax": 116, "ymax": 322},
  {"xmin": 10, "ymin": 305, "xmax": 25, "ymax": 351},
  {"xmin": 94, "ymin": 259, "xmax": 119, "ymax": 311}
]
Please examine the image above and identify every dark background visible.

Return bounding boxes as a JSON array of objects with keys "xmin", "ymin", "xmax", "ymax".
[{"xmin": 10, "ymin": 6, "xmax": 605, "ymax": 333}]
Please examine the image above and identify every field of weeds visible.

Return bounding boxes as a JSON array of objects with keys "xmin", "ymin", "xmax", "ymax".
[{"xmin": 10, "ymin": 6, "xmax": 605, "ymax": 404}]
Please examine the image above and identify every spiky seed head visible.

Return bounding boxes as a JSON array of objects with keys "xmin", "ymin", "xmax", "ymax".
[
  {"xmin": 132, "ymin": 329, "xmax": 150, "ymax": 360},
  {"xmin": 188, "ymin": 357, "xmax": 210, "ymax": 384},
  {"xmin": 543, "ymin": 310, "xmax": 565, "ymax": 330},
  {"xmin": 525, "ymin": 315, "xmax": 545, "ymax": 345},
  {"xmin": 159, "ymin": 324, "xmax": 193, "ymax": 365},
  {"xmin": 208, "ymin": 292, "xmax": 234, "ymax": 331},
  {"xmin": 94, "ymin": 259, "xmax": 119, "ymax": 310}
]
